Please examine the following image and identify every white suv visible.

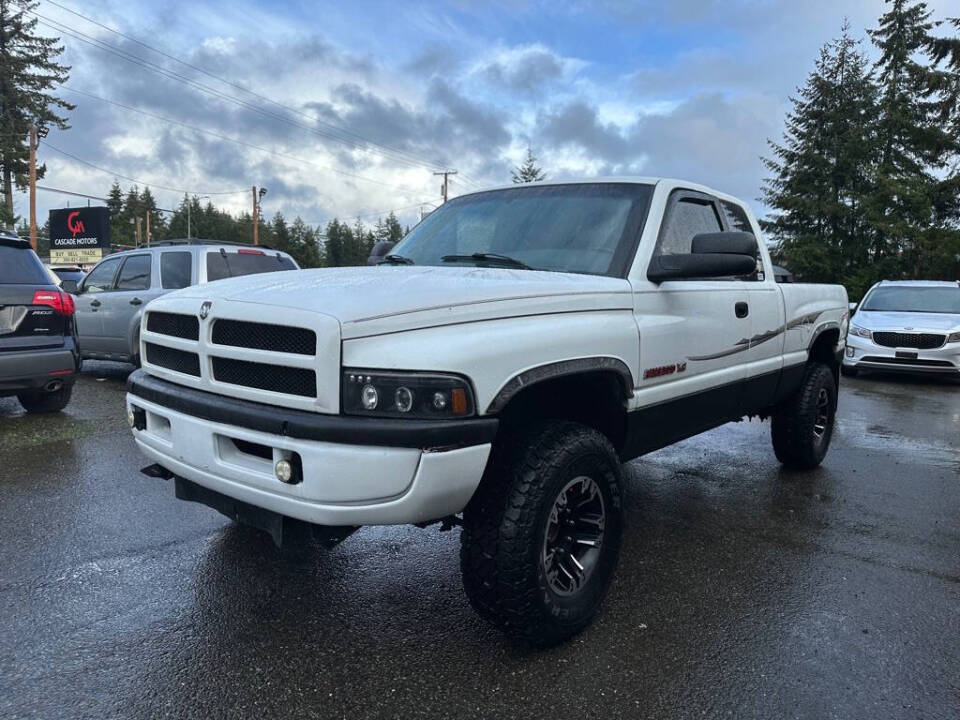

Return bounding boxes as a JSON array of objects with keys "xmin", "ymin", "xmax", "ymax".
[{"xmin": 843, "ymin": 280, "xmax": 960, "ymax": 376}]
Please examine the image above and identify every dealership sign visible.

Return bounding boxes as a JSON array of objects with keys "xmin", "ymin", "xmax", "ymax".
[{"xmin": 49, "ymin": 207, "xmax": 111, "ymax": 265}]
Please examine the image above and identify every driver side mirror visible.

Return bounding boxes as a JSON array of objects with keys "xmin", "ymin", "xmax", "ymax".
[
  {"xmin": 647, "ymin": 231, "xmax": 758, "ymax": 282},
  {"xmin": 60, "ymin": 279, "xmax": 79, "ymax": 294}
]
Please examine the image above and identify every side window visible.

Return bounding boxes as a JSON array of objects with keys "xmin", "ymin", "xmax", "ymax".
[
  {"xmin": 116, "ymin": 254, "xmax": 152, "ymax": 291},
  {"xmin": 720, "ymin": 200, "xmax": 763, "ymax": 281},
  {"xmin": 206, "ymin": 252, "xmax": 229, "ymax": 282},
  {"xmin": 161, "ymin": 252, "xmax": 192, "ymax": 289},
  {"xmin": 720, "ymin": 200, "xmax": 754, "ymax": 234},
  {"xmin": 657, "ymin": 198, "xmax": 722, "ymax": 255},
  {"xmin": 81, "ymin": 257, "xmax": 123, "ymax": 294}
]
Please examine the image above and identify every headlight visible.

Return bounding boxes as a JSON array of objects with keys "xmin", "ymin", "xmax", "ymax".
[
  {"xmin": 342, "ymin": 370, "xmax": 475, "ymax": 419},
  {"xmin": 849, "ymin": 325, "xmax": 872, "ymax": 339},
  {"xmin": 948, "ymin": 331, "xmax": 960, "ymax": 343}
]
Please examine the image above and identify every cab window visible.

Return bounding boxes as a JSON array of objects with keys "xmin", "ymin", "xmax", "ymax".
[
  {"xmin": 81, "ymin": 256, "xmax": 123, "ymax": 293},
  {"xmin": 656, "ymin": 196, "xmax": 723, "ymax": 255}
]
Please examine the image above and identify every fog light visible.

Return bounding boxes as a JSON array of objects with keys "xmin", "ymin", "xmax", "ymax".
[
  {"xmin": 275, "ymin": 459, "xmax": 294, "ymax": 484},
  {"xmin": 361, "ymin": 384, "xmax": 379, "ymax": 410},
  {"xmin": 845, "ymin": 346, "xmax": 855, "ymax": 358}
]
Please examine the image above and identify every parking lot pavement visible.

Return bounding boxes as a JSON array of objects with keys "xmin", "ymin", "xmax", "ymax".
[{"xmin": 1, "ymin": 365, "xmax": 958, "ymax": 720}]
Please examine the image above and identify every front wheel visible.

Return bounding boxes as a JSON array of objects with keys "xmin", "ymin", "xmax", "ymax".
[
  {"xmin": 771, "ymin": 362, "xmax": 837, "ymax": 469},
  {"xmin": 460, "ymin": 421, "xmax": 623, "ymax": 647}
]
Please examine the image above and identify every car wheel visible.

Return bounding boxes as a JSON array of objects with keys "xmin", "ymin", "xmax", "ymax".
[
  {"xmin": 771, "ymin": 362, "xmax": 837, "ymax": 470},
  {"xmin": 17, "ymin": 384, "xmax": 74, "ymax": 414},
  {"xmin": 460, "ymin": 421, "xmax": 624, "ymax": 647}
]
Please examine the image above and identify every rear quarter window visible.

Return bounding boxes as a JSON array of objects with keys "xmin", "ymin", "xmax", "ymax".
[
  {"xmin": 205, "ymin": 250, "xmax": 296, "ymax": 282},
  {"xmin": 0, "ymin": 246, "xmax": 51, "ymax": 284}
]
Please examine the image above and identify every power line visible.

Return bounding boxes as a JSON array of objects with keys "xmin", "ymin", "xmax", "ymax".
[
  {"xmin": 40, "ymin": 140, "xmax": 249, "ymax": 196},
  {"xmin": 35, "ymin": 184, "xmax": 177, "ymax": 212},
  {"xmin": 35, "ymin": 4, "xmax": 446, "ymax": 173},
  {"xmin": 61, "ymin": 87, "xmax": 419, "ymax": 193},
  {"xmin": 304, "ymin": 199, "xmax": 440, "ymax": 225}
]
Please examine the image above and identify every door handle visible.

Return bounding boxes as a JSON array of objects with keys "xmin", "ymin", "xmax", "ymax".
[
  {"xmin": 90, "ymin": 299, "xmax": 101, "ymax": 308},
  {"xmin": 735, "ymin": 301, "xmax": 749, "ymax": 319},
  {"xmin": 129, "ymin": 298, "xmax": 142, "ymax": 306}
]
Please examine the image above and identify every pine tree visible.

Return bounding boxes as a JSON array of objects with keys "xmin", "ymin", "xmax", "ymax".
[
  {"xmin": 867, "ymin": 0, "xmax": 959, "ymax": 279},
  {"xmin": 106, "ymin": 181, "xmax": 124, "ymax": 244},
  {"xmin": 761, "ymin": 24, "xmax": 880, "ymax": 296},
  {"xmin": 511, "ymin": 147, "xmax": 546, "ymax": 183},
  {"xmin": 139, "ymin": 187, "xmax": 165, "ymax": 244},
  {"xmin": 0, "ymin": 0, "xmax": 73, "ymax": 228}
]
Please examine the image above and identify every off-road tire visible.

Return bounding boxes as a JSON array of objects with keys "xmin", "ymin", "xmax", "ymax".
[
  {"xmin": 840, "ymin": 364, "xmax": 858, "ymax": 377},
  {"xmin": 771, "ymin": 362, "xmax": 836, "ymax": 469},
  {"xmin": 460, "ymin": 421, "xmax": 624, "ymax": 647},
  {"xmin": 17, "ymin": 383, "xmax": 73, "ymax": 414}
]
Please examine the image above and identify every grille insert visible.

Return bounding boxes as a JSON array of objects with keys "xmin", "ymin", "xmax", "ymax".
[
  {"xmin": 145, "ymin": 343, "xmax": 201, "ymax": 376},
  {"xmin": 872, "ymin": 331, "xmax": 945, "ymax": 350},
  {"xmin": 860, "ymin": 356, "xmax": 954, "ymax": 367},
  {"xmin": 212, "ymin": 357, "xmax": 316, "ymax": 397},
  {"xmin": 212, "ymin": 319, "xmax": 316, "ymax": 355},
  {"xmin": 146, "ymin": 311, "xmax": 199, "ymax": 341}
]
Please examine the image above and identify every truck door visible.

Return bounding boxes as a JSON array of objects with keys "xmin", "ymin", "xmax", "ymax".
[
  {"xmin": 718, "ymin": 199, "xmax": 785, "ymax": 412},
  {"xmin": 632, "ymin": 190, "xmax": 752, "ymax": 451},
  {"xmin": 98, "ymin": 253, "xmax": 155, "ymax": 356},
  {"xmin": 73, "ymin": 255, "xmax": 123, "ymax": 356}
]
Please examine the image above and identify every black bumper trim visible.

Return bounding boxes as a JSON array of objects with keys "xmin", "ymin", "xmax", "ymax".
[{"xmin": 127, "ymin": 369, "xmax": 499, "ymax": 449}]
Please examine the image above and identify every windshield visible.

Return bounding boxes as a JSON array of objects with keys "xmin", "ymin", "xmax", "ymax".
[
  {"xmin": 860, "ymin": 287, "xmax": 960, "ymax": 314},
  {"xmin": 390, "ymin": 183, "xmax": 653, "ymax": 277}
]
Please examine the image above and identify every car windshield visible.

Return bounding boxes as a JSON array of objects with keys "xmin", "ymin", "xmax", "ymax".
[
  {"xmin": 389, "ymin": 183, "xmax": 653, "ymax": 277},
  {"xmin": 860, "ymin": 287, "xmax": 960, "ymax": 314}
]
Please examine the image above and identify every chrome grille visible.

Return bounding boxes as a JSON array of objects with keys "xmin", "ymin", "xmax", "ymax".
[
  {"xmin": 212, "ymin": 357, "xmax": 316, "ymax": 397},
  {"xmin": 145, "ymin": 342, "xmax": 200, "ymax": 376},
  {"xmin": 146, "ymin": 311, "xmax": 199, "ymax": 341},
  {"xmin": 872, "ymin": 332, "xmax": 945, "ymax": 350},
  {"xmin": 211, "ymin": 319, "xmax": 315, "ymax": 355}
]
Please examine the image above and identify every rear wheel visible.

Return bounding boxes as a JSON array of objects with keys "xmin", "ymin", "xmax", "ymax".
[
  {"xmin": 460, "ymin": 421, "xmax": 623, "ymax": 647},
  {"xmin": 772, "ymin": 362, "xmax": 836, "ymax": 469},
  {"xmin": 17, "ymin": 383, "xmax": 73, "ymax": 413}
]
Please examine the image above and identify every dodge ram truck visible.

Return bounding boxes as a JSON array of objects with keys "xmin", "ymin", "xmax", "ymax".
[{"xmin": 126, "ymin": 178, "xmax": 848, "ymax": 646}]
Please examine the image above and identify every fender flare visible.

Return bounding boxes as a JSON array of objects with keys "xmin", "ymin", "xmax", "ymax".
[
  {"xmin": 807, "ymin": 321, "xmax": 841, "ymax": 351},
  {"xmin": 486, "ymin": 357, "xmax": 634, "ymax": 415}
]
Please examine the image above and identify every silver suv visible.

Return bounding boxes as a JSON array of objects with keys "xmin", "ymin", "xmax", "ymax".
[{"xmin": 72, "ymin": 241, "xmax": 298, "ymax": 365}]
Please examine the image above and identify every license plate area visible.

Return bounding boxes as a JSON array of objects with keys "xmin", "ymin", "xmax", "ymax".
[
  {"xmin": 0, "ymin": 306, "xmax": 27, "ymax": 335},
  {"xmin": 895, "ymin": 350, "xmax": 919, "ymax": 359}
]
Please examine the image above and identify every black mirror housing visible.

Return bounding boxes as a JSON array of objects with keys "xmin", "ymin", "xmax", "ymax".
[
  {"xmin": 690, "ymin": 231, "xmax": 758, "ymax": 257},
  {"xmin": 647, "ymin": 252, "xmax": 757, "ymax": 282},
  {"xmin": 60, "ymin": 279, "xmax": 79, "ymax": 294}
]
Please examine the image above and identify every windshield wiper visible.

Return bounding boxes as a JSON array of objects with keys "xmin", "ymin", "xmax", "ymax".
[
  {"xmin": 441, "ymin": 252, "xmax": 534, "ymax": 270},
  {"xmin": 379, "ymin": 254, "xmax": 415, "ymax": 265}
]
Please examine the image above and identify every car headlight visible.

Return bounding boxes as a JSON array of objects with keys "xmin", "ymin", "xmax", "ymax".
[
  {"xmin": 849, "ymin": 325, "xmax": 872, "ymax": 339},
  {"xmin": 948, "ymin": 331, "xmax": 960, "ymax": 343},
  {"xmin": 342, "ymin": 370, "xmax": 475, "ymax": 419}
]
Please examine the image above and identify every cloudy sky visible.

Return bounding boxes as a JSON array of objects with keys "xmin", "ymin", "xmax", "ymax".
[{"xmin": 16, "ymin": 0, "xmax": 958, "ymax": 230}]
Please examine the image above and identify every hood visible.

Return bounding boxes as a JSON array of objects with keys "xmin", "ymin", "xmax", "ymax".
[
  {"xmin": 167, "ymin": 265, "xmax": 633, "ymax": 338},
  {"xmin": 854, "ymin": 310, "xmax": 960, "ymax": 333}
]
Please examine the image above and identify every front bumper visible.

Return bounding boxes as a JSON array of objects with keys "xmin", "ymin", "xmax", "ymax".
[
  {"xmin": 0, "ymin": 341, "xmax": 78, "ymax": 396},
  {"xmin": 843, "ymin": 334, "xmax": 960, "ymax": 374},
  {"xmin": 127, "ymin": 371, "xmax": 497, "ymax": 527}
]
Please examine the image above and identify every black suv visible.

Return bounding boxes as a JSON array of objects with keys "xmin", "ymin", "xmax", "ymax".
[{"xmin": 0, "ymin": 230, "xmax": 79, "ymax": 412}]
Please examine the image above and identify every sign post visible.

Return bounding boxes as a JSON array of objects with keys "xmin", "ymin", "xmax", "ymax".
[{"xmin": 49, "ymin": 207, "xmax": 111, "ymax": 266}]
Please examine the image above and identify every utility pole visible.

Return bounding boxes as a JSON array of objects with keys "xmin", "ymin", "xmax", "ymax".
[
  {"xmin": 433, "ymin": 170, "xmax": 457, "ymax": 203},
  {"xmin": 252, "ymin": 186, "xmax": 267, "ymax": 245},
  {"xmin": 135, "ymin": 216, "xmax": 142, "ymax": 248},
  {"xmin": 145, "ymin": 212, "xmax": 151, "ymax": 247},
  {"xmin": 252, "ymin": 186, "xmax": 259, "ymax": 245},
  {"xmin": 28, "ymin": 125, "xmax": 38, "ymax": 251}
]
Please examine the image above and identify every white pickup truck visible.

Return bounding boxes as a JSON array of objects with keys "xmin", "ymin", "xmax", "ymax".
[{"xmin": 127, "ymin": 178, "xmax": 848, "ymax": 646}]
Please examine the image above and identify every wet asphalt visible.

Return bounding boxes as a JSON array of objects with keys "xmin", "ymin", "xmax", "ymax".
[{"xmin": 0, "ymin": 363, "xmax": 958, "ymax": 720}]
